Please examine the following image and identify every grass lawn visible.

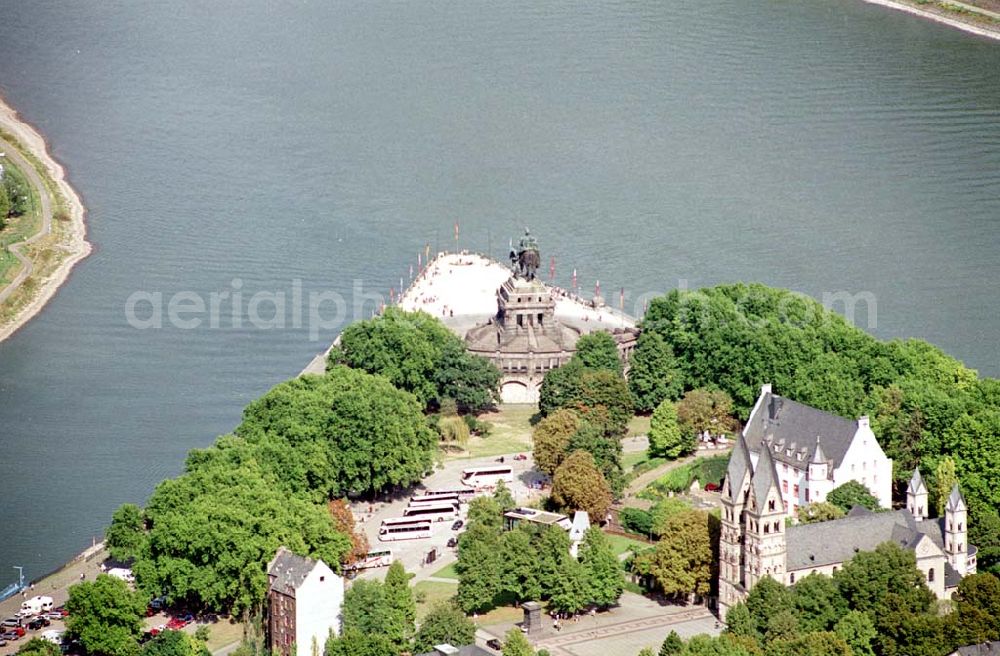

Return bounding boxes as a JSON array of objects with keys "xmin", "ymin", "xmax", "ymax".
[
  {"xmin": 444, "ymin": 404, "xmax": 536, "ymax": 460},
  {"xmin": 605, "ymin": 533, "xmax": 653, "ymax": 557},
  {"xmin": 431, "ymin": 562, "xmax": 459, "ymax": 580},
  {"xmin": 202, "ymin": 618, "xmax": 246, "ymax": 652},
  {"xmin": 627, "ymin": 414, "xmax": 651, "ymax": 437},
  {"xmin": 414, "ymin": 580, "xmax": 459, "ymax": 621}
]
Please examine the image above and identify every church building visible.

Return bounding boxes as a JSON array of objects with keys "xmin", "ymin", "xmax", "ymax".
[{"xmin": 717, "ymin": 389, "xmax": 978, "ymax": 617}]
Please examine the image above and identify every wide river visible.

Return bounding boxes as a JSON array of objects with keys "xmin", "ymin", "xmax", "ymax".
[{"xmin": 0, "ymin": 0, "xmax": 997, "ymax": 581}]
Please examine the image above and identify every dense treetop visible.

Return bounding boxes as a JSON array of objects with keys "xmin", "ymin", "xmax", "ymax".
[{"xmin": 329, "ymin": 307, "xmax": 500, "ymax": 413}]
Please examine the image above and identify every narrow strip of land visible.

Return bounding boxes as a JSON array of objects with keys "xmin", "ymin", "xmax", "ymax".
[
  {"xmin": 0, "ymin": 136, "xmax": 54, "ymax": 305},
  {"xmin": 858, "ymin": 0, "xmax": 1000, "ymax": 40},
  {"xmin": 0, "ymin": 98, "xmax": 90, "ymax": 343}
]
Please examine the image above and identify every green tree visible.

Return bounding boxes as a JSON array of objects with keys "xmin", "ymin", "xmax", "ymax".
[
  {"xmin": 433, "ymin": 339, "xmax": 502, "ymax": 414},
  {"xmin": 535, "ymin": 526, "xmax": 574, "ymax": 595},
  {"xmin": 455, "ymin": 503, "xmax": 503, "ymax": 612},
  {"xmin": 949, "ymin": 572, "xmax": 1000, "ymax": 646},
  {"xmin": 325, "ymin": 629, "xmax": 396, "ymax": 656},
  {"xmin": 647, "ymin": 399, "xmax": 690, "ymax": 459},
  {"xmin": 548, "ymin": 558, "xmax": 590, "ymax": 615},
  {"xmin": 744, "ymin": 576, "xmax": 793, "ymax": 638},
  {"xmin": 105, "ymin": 503, "xmax": 146, "ymax": 561},
  {"xmin": 493, "ymin": 479, "xmax": 517, "ymax": 513},
  {"xmin": 135, "ymin": 461, "xmax": 351, "ymax": 613},
  {"xmin": 675, "ymin": 389, "xmax": 739, "ymax": 442},
  {"xmin": 383, "ymin": 561, "xmax": 416, "ymax": 644},
  {"xmin": 574, "ymin": 331, "xmax": 623, "ymax": 374},
  {"xmin": 539, "ymin": 360, "xmax": 587, "ymax": 417},
  {"xmin": 578, "ymin": 527, "xmax": 623, "ymax": 608},
  {"xmin": 540, "ymin": 364, "xmax": 633, "ymax": 438},
  {"xmin": 16, "ymin": 639, "xmax": 60, "ymax": 656},
  {"xmin": 501, "ymin": 627, "xmax": 534, "ymax": 656},
  {"xmin": 566, "ymin": 422, "xmax": 625, "ymax": 495},
  {"xmin": 65, "ymin": 574, "xmax": 147, "ymax": 656},
  {"xmin": 763, "ymin": 609, "xmax": 799, "ymax": 645},
  {"xmin": 628, "ymin": 330, "xmax": 683, "ymax": 414},
  {"xmin": 833, "ymin": 542, "xmax": 934, "ymax": 617},
  {"xmin": 141, "ymin": 630, "xmax": 210, "ymax": 656},
  {"xmin": 791, "ymin": 573, "xmax": 847, "ymax": 633},
  {"xmin": 633, "ymin": 510, "xmax": 713, "ymax": 598},
  {"xmin": 932, "ymin": 456, "xmax": 959, "ymax": 517},
  {"xmin": 342, "ymin": 579, "xmax": 408, "ymax": 645},
  {"xmin": 439, "ymin": 415, "xmax": 471, "ymax": 449},
  {"xmin": 236, "ymin": 367, "xmax": 437, "ymax": 498},
  {"xmin": 765, "ymin": 632, "xmax": 852, "ymax": 656},
  {"xmin": 826, "ymin": 480, "xmax": 880, "ymax": 513},
  {"xmin": 552, "ymin": 451, "xmax": 613, "ymax": 522},
  {"xmin": 499, "ymin": 528, "xmax": 541, "ymax": 603},
  {"xmin": 532, "ymin": 409, "xmax": 581, "ymax": 476},
  {"xmin": 797, "ymin": 502, "xmax": 845, "ymax": 524},
  {"xmin": 724, "ymin": 602, "xmax": 754, "ymax": 640},
  {"xmin": 659, "ymin": 630, "xmax": 684, "ymax": 656},
  {"xmin": 413, "ymin": 602, "xmax": 477, "ymax": 653},
  {"xmin": 833, "ymin": 610, "xmax": 877, "ymax": 656},
  {"xmin": 0, "ymin": 179, "xmax": 10, "ymax": 226},
  {"xmin": 638, "ymin": 649, "xmax": 655, "ymax": 656}
]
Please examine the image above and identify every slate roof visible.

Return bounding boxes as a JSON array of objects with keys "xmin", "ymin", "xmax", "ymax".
[
  {"xmin": 947, "ymin": 484, "xmax": 967, "ymax": 512},
  {"xmin": 751, "ymin": 446, "xmax": 781, "ymax": 508},
  {"xmin": 908, "ymin": 468, "xmax": 928, "ymax": 495},
  {"xmin": 743, "ymin": 391, "xmax": 859, "ymax": 468},
  {"xmin": 267, "ymin": 547, "xmax": 318, "ymax": 598},
  {"xmin": 725, "ymin": 433, "xmax": 753, "ymax": 502},
  {"xmin": 785, "ymin": 508, "xmax": 946, "ymax": 571}
]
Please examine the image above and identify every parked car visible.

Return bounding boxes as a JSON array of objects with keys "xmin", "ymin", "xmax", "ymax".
[
  {"xmin": 0, "ymin": 637, "xmax": 6, "ymax": 647},
  {"xmin": 28, "ymin": 616, "xmax": 51, "ymax": 630},
  {"xmin": 513, "ymin": 453, "xmax": 527, "ymax": 461},
  {"xmin": 486, "ymin": 638, "xmax": 502, "ymax": 651},
  {"xmin": 52, "ymin": 606, "xmax": 69, "ymax": 617},
  {"xmin": 704, "ymin": 482, "xmax": 720, "ymax": 492},
  {"xmin": 1, "ymin": 630, "xmax": 20, "ymax": 641},
  {"xmin": 451, "ymin": 519, "xmax": 464, "ymax": 530},
  {"xmin": 2, "ymin": 617, "xmax": 22, "ymax": 628},
  {"xmin": 10, "ymin": 626, "xmax": 26, "ymax": 637},
  {"xmin": 446, "ymin": 537, "xmax": 458, "ymax": 548},
  {"xmin": 45, "ymin": 611, "xmax": 64, "ymax": 621}
]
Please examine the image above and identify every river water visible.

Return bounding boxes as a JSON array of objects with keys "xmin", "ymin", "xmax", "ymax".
[{"xmin": 0, "ymin": 0, "xmax": 997, "ymax": 581}]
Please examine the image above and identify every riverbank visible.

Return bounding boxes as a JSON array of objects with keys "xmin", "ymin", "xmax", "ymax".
[
  {"xmin": 858, "ymin": 0, "xmax": 1000, "ymax": 40},
  {"xmin": 0, "ymin": 96, "xmax": 90, "ymax": 343}
]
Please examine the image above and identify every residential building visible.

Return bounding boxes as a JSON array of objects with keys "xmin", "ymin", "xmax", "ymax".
[{"xmin": 267, "ymin": 547, "xmax": 344, "ymax": 656}]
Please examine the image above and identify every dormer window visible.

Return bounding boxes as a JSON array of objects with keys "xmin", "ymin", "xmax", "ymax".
[{"xmin": 768, "ymin": 500, "xmax": 776, "ymax": 511}]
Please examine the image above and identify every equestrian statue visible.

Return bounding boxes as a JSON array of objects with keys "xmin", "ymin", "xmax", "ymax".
[{"xmin": 509, "ymin": 228, "xmax": 541, "ymax": 280}]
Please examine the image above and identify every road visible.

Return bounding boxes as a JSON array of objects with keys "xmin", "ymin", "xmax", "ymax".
[{"xmin": 0, "ymin": 137, "xmax": 53, "ymax": 305}]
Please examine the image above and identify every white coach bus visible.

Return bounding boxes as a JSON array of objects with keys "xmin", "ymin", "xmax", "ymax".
[
  {"xmin": 378, "ymin": 518, "xmax": 433, "ymax": 542},
  {"xmin": 402, "ymin": 502, "xmax": 459, "ymax": 522},
  {"xmin": 460, "ymin": 465, "xmax": 514, "ymax": 490}
]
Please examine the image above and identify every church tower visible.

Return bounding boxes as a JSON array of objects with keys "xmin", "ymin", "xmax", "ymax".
[
  {"xmin": 744, "ymin": 445, "xmax": 787, "ymax": 590},
  {"xmin": 945, "ymin": 484, "xmax": 969, "ymax": 575},
  {"xmin": 806, "ymin": 437, "xmax": 833, "ymax": 504},
  {"xmin": 907, "ymin": 468, "xmax": 928, "ymax": 522},
  {"xmin": 718, "ymin": 433, "xmax": 753, "ymax": 618}
]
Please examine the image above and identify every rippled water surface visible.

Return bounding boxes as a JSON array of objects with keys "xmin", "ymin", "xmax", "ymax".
[{"xmin": 0, "ymin": 0, "xmax": 998, "ymax": 578}]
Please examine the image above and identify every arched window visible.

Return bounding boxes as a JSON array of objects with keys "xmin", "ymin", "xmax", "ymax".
[
  {"xmin": 768, "ymin": 500, "xmax": 776, "ymax": 511},
  {"xmin": 928, "ymin": 568, "xmax": 935, "ymax": 583},
  {"xmin": 789, "ymin": 573, "xmax": 795, "ymax": 584}
]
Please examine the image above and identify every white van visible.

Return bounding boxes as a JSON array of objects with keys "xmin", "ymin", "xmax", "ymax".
[
  {"xmin": 19, "ymin": 595, "xmax": 53, "ymax": 616},
  {"xmin": 41, "ymin": 629, "xmax": 64, "ymax": 645}
]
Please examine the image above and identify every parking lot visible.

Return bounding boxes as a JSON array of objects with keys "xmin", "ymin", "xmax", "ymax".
[{"xmin": 351, "ymin": 451, "xmax": 543, "ymax": 579}]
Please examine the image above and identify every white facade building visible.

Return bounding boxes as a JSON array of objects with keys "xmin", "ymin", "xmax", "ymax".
[
  {"xmin": 742, "ymin": 384, "xmax": 892, "ymax": 517},
  {"xmin": 267, "ymin": 547, "xmax": 344, "ymax": 656}
]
